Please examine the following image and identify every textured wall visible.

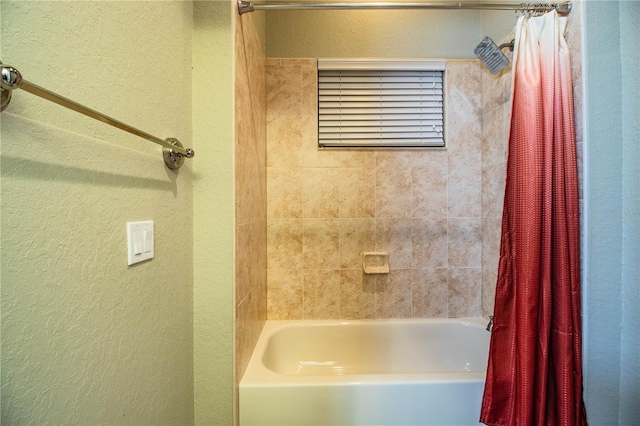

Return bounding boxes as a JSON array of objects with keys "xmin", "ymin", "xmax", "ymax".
[
  {"xmin": 618, "ymin": 2, "xmax": 640, "ymax": 422},
  {"xmin": 235, "ymin": 10, "xmax": 267, "ymax": 384},
  {"xmin": 265, "ymin": 9, "xmax": 482, "ymax": 58},
  {"xmin": 266, "ymin": 59, "xmax": 483, "ymax": 320},
  {"xmin": 192, "ymin": 1, "xmax": 235, "ymax": 425},
  {"xmin": 1, "ymin": 1, "xmax": 194, "ymax": 424},
  {"xmin": 583, "ymin": 0, "xmax": 640, "ymax": 422}
]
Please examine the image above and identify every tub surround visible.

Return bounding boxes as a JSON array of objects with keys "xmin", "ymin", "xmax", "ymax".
[
  {"xmin": 266, "ymin": 59, "xmax": 483, "ymax": 320},
  {"xmin": 234, "ymin": 8, "xmax": 268, "ymax": 388}
]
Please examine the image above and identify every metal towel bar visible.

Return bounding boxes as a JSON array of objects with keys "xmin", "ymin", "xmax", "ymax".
[{"xmin": 1, "ymin": 61, "xmax": 194, "ymax": 170}]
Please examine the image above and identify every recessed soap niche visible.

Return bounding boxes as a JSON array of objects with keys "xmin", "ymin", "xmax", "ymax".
[{"xmin": 362, "ymin": 252, "xmax": 389, "ymax": 274}]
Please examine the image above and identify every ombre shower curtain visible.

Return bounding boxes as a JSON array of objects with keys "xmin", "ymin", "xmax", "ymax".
[{"xmin": 480, "ymin": 11, "xmax": 587, "ymax": 426}]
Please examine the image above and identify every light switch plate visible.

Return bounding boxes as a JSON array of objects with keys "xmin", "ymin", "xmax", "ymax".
[{"xmin": 127, "ymin": 221, "xmax": 154, "ymax": 265}]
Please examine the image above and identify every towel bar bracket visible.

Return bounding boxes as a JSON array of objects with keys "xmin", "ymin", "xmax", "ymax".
[
  {"xmin": 163, "ymin": 138, "xmax": 192, "ymax": 170},
  {"xmin": 0, "ymin": 61, "xmax": 195, "ymax": 170}
]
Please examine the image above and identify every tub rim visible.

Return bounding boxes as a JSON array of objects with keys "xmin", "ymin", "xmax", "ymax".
[{"xmin": 240, "ymin": 317, "xmax": 490, "ymax": 386}]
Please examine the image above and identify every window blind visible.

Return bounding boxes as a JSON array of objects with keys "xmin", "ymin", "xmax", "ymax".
[{"xmin": 318, "ymin": 60, "xmax": 445, "ymax": 148}]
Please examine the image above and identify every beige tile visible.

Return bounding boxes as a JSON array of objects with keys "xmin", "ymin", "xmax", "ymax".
[
  {"xmin": 267, "ymin": 219, "xmax": 303, "ymax": 269},
  {"xmin": 237, "ymin": 220, "xmax": 266, "ymax": 299},
  {"xmin": 267, "ymin": 269, "xmax": 303, "ymax": 319},
  {"xmin": 236, "ymin": 15, "xmax": 266, "ymax": 383},
  {"xmin": 299, "ymin": 116, "xmax": 341, "ymax": 168},
  {"xmin": 482, "ymin": 266, "xmax": 497, "ymax": 319},
  {"xmin": 267, "ymin": 167, "xmax": 303, "ymax": 218},
  {"xmin": 339, "ymin": 219, "xmax": 376, "ymax": 270},
  {"xmin": 236, "ymin": 286, "xmax": 266, "ymax": 383},
  {"xmin": 448, "ymin": 268, "xmax": 482, "ymax": 317},
  {"xmin": 482, "ymin": 107, "xmax": 506, "ymax": 165},
  {"xmin": 446, "ymin": 60, "xmax": 481, "ymax": 106},
  {"xmin": 303, "ymin": 269, "xmax": 341, "ymax": 319},
  {"xmin": 236, "ymin": 144, "xmax": 266, "ymax": 225},
  {"xmin": 376, "ymin": 270, "xmax": 412, "ymax": 319},
  {"xmin": 448, "ymin": 218, "xmax": 482, "ymax": 268},
  {"xmin": 340, "ymin": 270, "xmax": 376, "ymax": 319},
  {"xmin": 236, "ymin": 222, "xmax": 253, "ymax": 304},
  {"xmin": 339, "ymin": 168, "xmax": 375, "ymax": 218},
  {"xmin": 301, "ymin": 168, "xmax": 340, "ymax": 218},
  {"xmin": 446, "ymin": 61, "xmax": 481, "ymax": 139},
  {"xmin": 375, "ymin": 150, "xmax": 447, "ymax": 170},
  {"xmin": 412, "ymin": 165, "xmax": 447, "ymax": 218},
  {"xmin": 266, "ymin": 114, "xmax": 303, "ymax": 167},
  {"xmin": 482, "ymin": 217, "xmax": 502, "ymax": 271},
  {"xmin": 375, "ymin": 167, "xmax": 412, "ymax": 219},
  {"xmin": 375, "ymin": 151, "xmax": 415, "ymax": 169},
  {"xmin": 448, "ymin": 166, "xmax": 481, "ymax": 217},
  {"xmin": 573, "ymin": 82, "xmax": 584, "ymax": 144},
  {"xmin": 447, "ymin": 120, "xmax": 482, "ymax": 170},
  {"xmin": 481, "ymin": 216, "xmax": 500, "ymax": 318},
  {"xmin": 235, "ymin": 70, "xmax": 253, "ymax": 147},
  {"xmin": 266, "ymin": 64, "xmax": 301, "ymax": 116},
  {"xmin": 250, "ymin": 219, "xmax": 268, "ymax": 297},
  {"xmin": 411, "ymin": 218, "xmax": 448, "ymax": 269},
  {"xmin": 481, "ymin": 64, "xmax": 511, "ymax": 114},
  {"xmin": 566, "ymin": 2, "xmax": 583, "ymax": 87},
  {"xmin": 482, "ymin": 161, "xmax": 506, "ymax": 219},
  {"xmin": 302, "ymin": 219, "xmax": 340, "ymax": 269},
  {"xmin": 502, "ymin": 102, "xmax": 512, "ymax": 149},
  {"xmin": 285, "ymin": 58, "xmax": 317, "ymax": 66},
  {"xmin": 301, "ymin": 63, "xmax": 318, "ymax": 117},
  {"xmin": 338, "ymin": 150, "xmax": 376, "ymax": 168},
  {"xmin": 411, "ymin": 268, "xmax": 449, "ymax": 317},
  {"xmin": 375, "ymin": 219, "xmax": 413, "ymax": 269}
]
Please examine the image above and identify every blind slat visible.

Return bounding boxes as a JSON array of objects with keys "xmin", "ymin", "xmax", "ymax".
[{"xmin": 318, "ymin": 68, "xmax": 445, "ymax": 148}]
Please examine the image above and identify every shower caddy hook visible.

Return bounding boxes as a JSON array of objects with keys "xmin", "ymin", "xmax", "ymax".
[{"xmin": 0, "ymin": 61, "xmax": 194, "ymax": 170}]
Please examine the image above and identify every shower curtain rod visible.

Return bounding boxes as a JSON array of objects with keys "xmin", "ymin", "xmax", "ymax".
[
  {"xmin": 0, "ymin": 61, "xmax": 194, "ymax": 170},
  {"xmin": 238, "ymin": 0, "xmax": 572, "ymax": 15}
]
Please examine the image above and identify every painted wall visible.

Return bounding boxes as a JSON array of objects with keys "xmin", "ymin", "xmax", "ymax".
[
  {"xmin": 1, "ymin": 1, "xmax": 194, "ymax": 424},
  {"xmin": 480, "ymin": 10, "xmax": 517, "ymax": 44},
  {"xmin": 583, "ymin": 0, "xmax": 640, "ymax": 423},
  {"xmin": 618, "ymin": 2, "xmax": 640, "ymax": 421},
  {"xmin": 266, "ymin": 9, "xmax": 482, "ymax": 58},
  {"xmin": 192, "ymin": 1, "xmax": 235, "ymax": 424}
]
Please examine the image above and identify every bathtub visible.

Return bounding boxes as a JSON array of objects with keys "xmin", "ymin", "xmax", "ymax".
[{"xmin": 239, "ymin": 318, "xmax": 490, "ymax": 426}]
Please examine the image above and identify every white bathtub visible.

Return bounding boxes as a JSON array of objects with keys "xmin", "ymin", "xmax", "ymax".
[{"xmin": 239, "ymin": 318, "xmax": 490, "ymax": 426}]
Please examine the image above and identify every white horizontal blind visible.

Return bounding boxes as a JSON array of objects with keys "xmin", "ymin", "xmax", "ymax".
[{"xmin": 318, "ymin": 60, "xmax": 445, "ymax": 148}]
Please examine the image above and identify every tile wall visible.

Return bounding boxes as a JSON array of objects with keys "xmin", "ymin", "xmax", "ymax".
[
  {"xmin": 480, "ymin": 35, "xmax": 512, "ymax": 318},
  {"xmin": 266, "ymin": 59, "xmax": 484, "ymax": 320},
  {"xmin": 235, "ymin": 12, "xmax": 267, "ymax": 383}
]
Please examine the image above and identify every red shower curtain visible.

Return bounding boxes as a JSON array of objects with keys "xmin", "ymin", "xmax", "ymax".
[{"xmin": 480, "ymin": 11, "xmax": 587, "ymax": 426}]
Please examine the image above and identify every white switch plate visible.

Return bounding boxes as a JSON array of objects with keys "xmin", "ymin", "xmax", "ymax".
[{"xmin": 127, "ymin": 221, "xmax": 154, "ymax": 265}]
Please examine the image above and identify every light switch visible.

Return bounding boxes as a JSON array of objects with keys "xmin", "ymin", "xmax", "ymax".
[
  {"xmin": 134, "ymin": 230, "xmax": 143, "ymax": 255},
  {"xmin": 143, "ymin": 230, "xmax": 153, "ymax": 253},
  {"xmin": 127, "ymin": 221, "xmax": 154, "ymax": 265}
]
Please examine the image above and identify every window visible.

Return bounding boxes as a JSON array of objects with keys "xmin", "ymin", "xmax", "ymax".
[{"xmin": 318, "ymin": 59, "xmax": 445, "ymax": 148}]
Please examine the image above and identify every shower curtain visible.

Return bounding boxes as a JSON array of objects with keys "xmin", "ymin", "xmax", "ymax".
[{"xmin": 480, "ymin": 11, "xmax": 587, "ymax": 426}]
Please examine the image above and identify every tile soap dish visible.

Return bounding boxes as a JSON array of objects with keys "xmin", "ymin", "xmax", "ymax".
[{"xmin": 362, "ymin": 252, "xmax": 389, "ymax": 274}]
